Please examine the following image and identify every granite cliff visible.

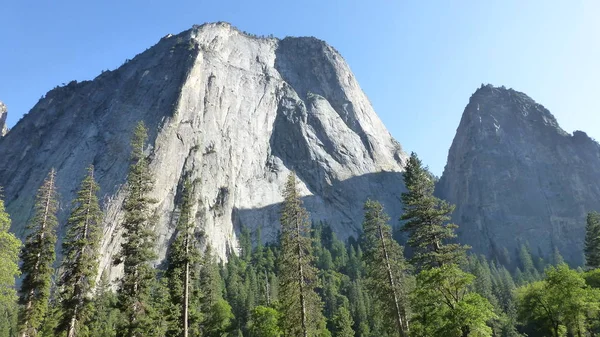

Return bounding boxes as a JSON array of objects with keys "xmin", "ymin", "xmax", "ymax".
[
  {"xmin": 0, "ymin": 101, "xmax": 7, "ymax": 136},
  {"xmin": 437, "ymin": 84, "xmax": 600, "ymax": 265},
  {"xmin": 0, "ymin": 22, "xmax": 406, "ymax": 280}
]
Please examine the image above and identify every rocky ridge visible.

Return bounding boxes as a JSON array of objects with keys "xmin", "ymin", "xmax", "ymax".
[
  {"xmin": 436, "ymin": 84, "xmax": 600, "ymax": 265},
  {"xmin": 0, "ymin": 22, "xmax": 407, "ymax": 280}
]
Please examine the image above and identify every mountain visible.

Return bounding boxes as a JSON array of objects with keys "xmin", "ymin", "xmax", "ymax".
[
  {"xmin": 436, "ymin": 84, "xmax": 600, "ymax": 265},
  {"xmin": 0, "ymin": 101, "xmax": 7, "ymax": 136},
  {"xmin": 0, "ymin": 22, "xmax": 407, "ymax": 279}
]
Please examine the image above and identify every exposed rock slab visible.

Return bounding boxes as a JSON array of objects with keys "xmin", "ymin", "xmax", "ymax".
[
  {"xmin": 0, "ymin": 101, "xmax": 7, "ymax": 136},
  {"xmin": 0, "ymin": 22, "xmax": 406, "ymax": 280},
  {"xmin": 436, "ymin": 84, "xmax": 600, "ymax": 265}
]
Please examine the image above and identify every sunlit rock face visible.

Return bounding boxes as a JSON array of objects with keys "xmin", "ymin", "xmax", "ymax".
[
  {"xmin": 0, "ymin": 22, "xmax": 407, "ymax": 280},
  {"xmin": 0, "ymin": 101, "xmax": 7, "ymax": 136},
  {"xmin": 436, "ymin": 84, "xmax": 600, "ymax": 265}
]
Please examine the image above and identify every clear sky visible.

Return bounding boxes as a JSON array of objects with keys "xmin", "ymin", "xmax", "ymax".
[{"xmin": 1, "ymin": 1, "xmax": 598, "ymax": 175}]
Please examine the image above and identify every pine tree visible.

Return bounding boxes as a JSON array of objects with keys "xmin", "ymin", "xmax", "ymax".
[
  {"xmin": 278, "ymin": 172, "xmax": 325, "ymax": 337},
  {"xmin": 88, "ymin": 272, "xmax": 119, "ymax": 337},
  {"xmin": 361, "ymin": 199, "xmax": 412, "ymax": 337},
  {"xmin": 165, "ymin": 178, "xmax": 202, "ymax": 337},
  {"xmin": 585, "ymin": 212, "xmax": 600, "ymax": 270},
  {"xmin": 113, "ymin": 121, "xmax": 158, "ymax": 337},
  {"xmin": 332, "ymin": 306, "xmax": 355, "ymax": 337},
  {"xmin": 400, "ymin": 152, "xmax": 468, "ymax": 270},
  {"xmin": 0, "ymin": 188, "xmax": 21, "ymax": 337},
  {"xmin": 56, "ymin": 166, "xmax": 103, "ymax": 337},
  {"xmin": 18, "ymin": 169, "xmax": 59, "ymax": 337}
]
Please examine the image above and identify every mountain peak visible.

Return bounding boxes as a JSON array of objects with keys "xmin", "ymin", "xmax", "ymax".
[
  {"xmin": 0, "ymin": 25, "xmax": 405, "ymax": 279},
  {"xmin": 463, "ymin": 84, "xmax": 564, "ymax": 134},
  {"xmin": 437, "ymin": 85, "xmax": 600, "ymax": 265}
]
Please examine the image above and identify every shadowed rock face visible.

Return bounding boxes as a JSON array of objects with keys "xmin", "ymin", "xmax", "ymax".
[
  {"xmin": 0, "ymin": 22, "xmax": 406, "ymax": 280},
  {"xmin": 436, "ymin": 84, "xmax": 600, "ymax": 265},
  {"xmin": 0, "ymin": 101, "xmax": 7, "ymax": 136}
]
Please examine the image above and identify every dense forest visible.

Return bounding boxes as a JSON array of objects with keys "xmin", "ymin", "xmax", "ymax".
[{"xmin": 2, "ymin": 122, "xmax": 600, "ymax": 337}]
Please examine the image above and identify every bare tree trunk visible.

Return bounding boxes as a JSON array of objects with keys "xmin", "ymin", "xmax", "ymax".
[
  {"xmin": 378, "ymin": 221, "xmax": 407, "ymax": 337},
  {"xmin": 265, "ymin": 270, "xmax": 271, "ymax": 306}
]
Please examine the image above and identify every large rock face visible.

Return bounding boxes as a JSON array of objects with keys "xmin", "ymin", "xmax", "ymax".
[
  {"xmin": 0, "ymin": 101, "xmax": 7, "ymax": 136},
  {"xmin": 0, "ymin": 22, "xmax": 406, "ymax": 279},
  {"xmin": 437, "ymin": 84, "xmax": 600, "ymax": 265}
]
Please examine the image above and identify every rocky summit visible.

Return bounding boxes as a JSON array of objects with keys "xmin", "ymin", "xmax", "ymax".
[
  {"xmin": 0, "ymin": 22, "xmax": 406, "ymax": 280},
  {"xmin": 0, "ymin": 101, "xmax": 7, "ymax": 136},
  {"xmin": 436, "ymin": 84, "xmax": 600, "ymax": 265}
]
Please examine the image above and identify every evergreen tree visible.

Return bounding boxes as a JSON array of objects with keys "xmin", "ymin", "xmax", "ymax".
[
  {"xmin": 56, "ymin": 166, "xmax": 103, "ymax": 337},
  {"xmin": 18, "ymin": 169, "xmax": 59, "ymax": 337},
  {"xmin": 332, "ymin": 306, "xmax": 355, "ymax": 337},
  {"xmin": 199, "ymin": 245, "xmax": 234, "ymax": 337},
  {"xmin": 113, "ymin": 121, "xmax": 158, "ymax": 337},
  {"xmin": 88, "ymin": 272, "xmax": 119, "ymax": 337},
  {"xmin": 585, "ymin": 212, "xmax": 600, "ymax": 270},
  {"xmin": 400, "ymin": 152, "xmax": 467, "ymax": 270},
  {"xmin": 165, "ymin": 178, "xmax": 202, "ymax": 337},
  {"xmin": 0, "ymin": 189, "xmax": 21, "ymax": 337},
  {"xmin": 278, "ymin": 172, "xmax": 325, "ymax": 337},
  {"xmin": 361, "ymin": 199, "xmax": 412, "ymax": 337}
]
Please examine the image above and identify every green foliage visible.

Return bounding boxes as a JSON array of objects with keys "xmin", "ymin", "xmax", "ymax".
[
  {"xmin": 113, "ymin": 121, "xmax": 158, "ymax": 337},
  {"xmin": 56, "ymin": 166, "xmax": 103, "ymax": 337},
  {"xmin": 0, "ymin": 189, "xmax": 21, "ymax": 336},
  {"xmin": 165, "ymin": 178, "xmax": 203, "ymax": 336},
  {"xmin": 401, "ymin": 152, "xmax": 468, "ymax": 270},
  {"xmin": 411, "ymin": 264, "xmax": 496, "ymax": 337},
  {"xmin": 361, "ymin": 199, "xmax": 412, "ymax": 336},
  {"xmin": 247, "ymin": 306, "xmax": 281, "ymax": 337},
  {"xmin": 0, "ymin": 300, "xmax": 18, "ymax": 337},
  {"xmin": 585, "ymin": 212, "xmax": 600, "ymax": 269},
  {"xmin": 88, "ymin": 273, "xmax": 120, "ymax": 337},
  {"xmin": 332, "ymin": 306, "xmax": 354, "ymax": 337},
  {"xmin": 18, "ymin": 169, "xmax": 59, "ymax": 336},
  {"xmin": 516, "ymin": 264, "xmax": 600, "ymax": 337},
  {"xmin": 204, "ymin": 298, "xmax": 234, "ymax": 337},
  {"xmin": 278, "ymin": 172, "xmax": 325, "ymax": 337}
]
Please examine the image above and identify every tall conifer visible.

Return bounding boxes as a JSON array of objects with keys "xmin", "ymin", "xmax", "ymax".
[
  {"xmin": 361, "ymin": 199, "xmax": 412, "ymax": 337},
  {"xmin": 56, "ymin": 166, "xmax": 103, "ymax": 337},
  {"xmin": 278, "ymin": 172, "xmax": 325, "ymax": 337},
  {"xmin": 18, "ymin": 169, "xmax": 59, "ymax": 337},
  {"xmin": 584, "ymin": 212, "xmax": 600, "ymax": 270},
  {"xmin": 113, "ymin": 121, "xmax": 158, "ymax": 337},
  {"xmin": 279, "ymin": 173, "xmax": 323, "ymax": 337},
  {"xmin": 401, "ymin": 152, "xmax": 467, "ymax": 270},
  {"xmin": 165, "ymin": 178, "xmax": 202, "ymax": 337}
]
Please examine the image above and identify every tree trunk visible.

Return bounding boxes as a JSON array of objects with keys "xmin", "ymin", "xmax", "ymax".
[
  {"xmin": 378, "ymin": 221, "xmax": 407, "ymax": 337},
  {"xmin": 297, "ymin": 215, "xmax": 308, "ymax": 337},
  {"xmin": 184, "ymin": 232, "xmax": 190, "ymax": 337}
]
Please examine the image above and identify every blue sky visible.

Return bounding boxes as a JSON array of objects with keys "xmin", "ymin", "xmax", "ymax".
[{"xmin": 1, "ymin": 1, "xmax": 598, "ymax": 175}]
